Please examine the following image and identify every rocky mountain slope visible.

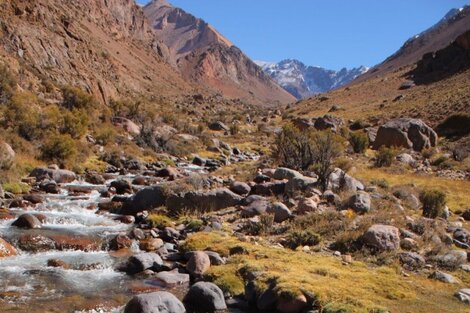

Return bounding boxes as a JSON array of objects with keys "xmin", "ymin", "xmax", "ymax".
[
  {"xmin": 256, "ymin": 59, "xmax": 368, "ymax": 99},
  {"xmin": 356, "ymin": 6, "xmax": 470, "ymax": 83},
  {"xmin": 0, "ymin": 0, "xmax": 193, "ymax": 103},
  {"xmin": 143, "ymin": 0, "xmax": 295, "ymax": 106}
]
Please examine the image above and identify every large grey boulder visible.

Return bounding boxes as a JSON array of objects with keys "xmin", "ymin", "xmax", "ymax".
[
  {"xmin": 124, "ymin": 291, "xmax": 185, "ymax": 313},
  {"xmin": 435, "ymin": 250, "xmax": 467, "ymax": 269},
  {"xmin": 166, "ymin": 188, "xmax": 242, "ymax": 212},
  {"xmin": 121, "ymin": 185, "xmax": 169, "ymax": 216},
  {"xmin": 229, "ymin": 181, "xmax": 251, "ymax": 195},
  {"xmin": 328, "ymin": 168, "xmax": 364, "ymax": 192},
  {"xmin": 29, "ymin": 167, "xmax": 76, "ymax": 183},
  {"xmin": 183, "ymin": 282, "xmax": 227, "ymax": 312},
  {"xmin": 285, "ymin": 176, "xmax": 318, "ymax": 194},
  {"xmin": 362, "ymin": 224, "xmax": 400, "ymax": 251},
  {"xmin": 372, "ymin": 118, "xmax": 437, "ymax": 151},
  {"xmin": 266, "ymin": 202, "xmax": 292, "ymax": 223},
  {"xmin": 0, "ymin": 142, "xmax": 15, "ymax": 170},
  {"xmin": 346, "ymin": 191, "xmax": 371, "ymax": 213},
  {"xmin": 273, "ymin": 168, "xmax": 303, "ymax": 180}
]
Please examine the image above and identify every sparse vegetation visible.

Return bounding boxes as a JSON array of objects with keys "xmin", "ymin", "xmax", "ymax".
[
  {"xmin": 40, "ymin": 134, "xmax": 77, "ymax": 166},
  {"xmin": 349, "ymin": 131, "xmax": 369, "ymax": 153},
  {"xmin": 420, "ymin": 189, "xmax": 447, "ymax": 218},
  {"xmin": 375, "ymin": 146, "xmax": 397, "ymax": 167}
]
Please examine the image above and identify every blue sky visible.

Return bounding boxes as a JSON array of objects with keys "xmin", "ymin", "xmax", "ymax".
[{"xmin": 138, "ymin": 0, "xmax": 470, "ymax": 70}]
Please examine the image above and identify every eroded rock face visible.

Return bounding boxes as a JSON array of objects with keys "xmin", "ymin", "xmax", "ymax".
[
  {"xmin": 363, "ymin": 224, "xmax": 400, "ymax": 251},
  {"xmin": 124, "ymin": 291, "xmax": 185, "ymax": 313},
  {"xmin": 372, "ymin": 118, "xmax": 437, "ymax": 151}
]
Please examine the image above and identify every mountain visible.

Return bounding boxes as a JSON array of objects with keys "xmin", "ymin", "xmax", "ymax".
[
  {"xmin": 256, "ymin": 59, "xmax": 368, "ymax": 99},
  {"xmin": 356, "ymin": 6, "xmax": 470, "ymax": 83},
  {"xmin": 0, "ymin": 0, "xmax": 193, "ymax": 103},
  {"xmin": 143, "ymin": 0, "xmax": 295, "ymax": 105}
]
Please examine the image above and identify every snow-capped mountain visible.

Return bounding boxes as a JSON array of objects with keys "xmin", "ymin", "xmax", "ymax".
[{"xmin": 256, "ymin": 59, "xmax": 368, "ymax": 99}]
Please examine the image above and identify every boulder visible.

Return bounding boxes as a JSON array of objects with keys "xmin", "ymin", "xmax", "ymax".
[
  {"xmin": 267, "ymin": 202, "xmax": 292, "ymax": 223},
  {"xmin": 251, "ymin": 181, "xmax": 286, "ymax": 196},
  {"xmin": 0, "ymin": 142, "xmax": 15, "ymax": 170},
  {"xmin": 29, "ymin": 167, "xmax": 76, "ymax": 183},
  {"xmin": 372, "ymin": 118, "xmax": 437, "ymax": 151},
  {"xmin": 455, "ymin": 289, "xmax": 470, "ymax": 304},
  {"xmin": 328, "ymin": 168, "xmax": 364, "ymax": 192},
  {"xmin": 429, "ymin": 271, "xmax": 458, "ymax": 284},
  {"xmin": 124, "ymin": 291, "xmax": 185, "ymax": 313},
  {"xmin": 0, "ymin": 237, "xmax": 17, "ymax": 257},
  {"xmin": 436, "ymin": 250, "xmax": 467, "ymax": 269},
  {"xmin": 120, "ymin": 185, "xmax": 169, "ymax": 216},
  {"xmin": 362, "ymin": 224, "xmax": 400, "ymax": 251},
  {"xmin": 18, "ymin": 234, "xmax": 56, "ymax": 252},
  {"xmin": 110, "ymin": 179, "xmax": 133, "ymax": 194},
  {"xmin": 12, "ymin": 214, "xmax": 42, "ymax": 229},
  {"xmin": 396, "ymin": 153, "xmax": 415, "ymax": 165},
  {"xmin": 241, "ymin": 200, "xmax": 269, "ymax": 218},
  {"xmin": 112, "ymin": 117, "xmax": 141, "ymax": 136},
  {"xmin": 314, "ymin": 114, "xmax": 343, "ymax": 132},
  {"xmin": 166, "ymin": 188, "xmax": 242, "ymax": 212},
  {"xmin": 285, "ymin": 176, "xmax": 318, "ymax": 194},
  {"xmin": 276, "ymin": 294, "xmax": 308, "ymax": 313},
  {"xmin": 109, "ymin": 234, "xmax": 133, "ymax": 250},
  {"xmin": 85, "ymin": 172, "xmax": 106, "ymax": 185},
  {"xmin": 155, "ymin": 271, "xmax": 190, "ymax": 286},
  {"xmin": 273, "ymin": 168, "xmax": 303, "ymax": 180},
  {"xmin": 125, "ymin": 253, "xmax": 163, "ymax": 274},
  {"xmin": 399, "ymin": 252, "xmax": 425, "ymax": 270},
  {"xmin": 230, "ymin": 181, "xmax": 251, "ymax": 196},
  {"xmin": 183, "ymin": 282, "xmax": 227, "ymax": 312},
  {"xmin": 346, "ymin": 191, "xmax": 371, "ymax": 213},
  {"xmin": 208, "ymin": 121, "xmax": 229, "ymax": 132},
  {"xmin": 156, "ymin": 167, "xmax": 180, "ymax": 181},
  {"xmin": 186, "ymin": 251, "xmax": 210, "ymax": 276},
  {"xmin": 297, "ymin": 197, "xmax": 320, "ymax": 214}
]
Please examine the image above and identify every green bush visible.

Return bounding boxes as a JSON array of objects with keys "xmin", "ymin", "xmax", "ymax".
[
  {"xmin": 61, "ymin": 86, "xmax": 95, "ymax": 110},
  {"xmin": 40, "ymin": 134, "xmax": 77, "ymax": 166},
  {"xmin": 374, "ymin": 146, "xmax": 397, "ymax": 167},
  {"xmin": 61, "ymin": 109, "xmax": 89, "ymax": 139},
  {"xmin": 349, "ymin": 132, "xmax": 369, "ymax": 153},
  {"xmin": 95, "ymin": 126, "xmax": 116, "ymax": 145},
  {"xmin": 420, "ymin": 189, "xmax": 447, "ymax": 218},
  {"xmin": 286, "ymin": 229, "xmax": 321, "ymax": 249}
]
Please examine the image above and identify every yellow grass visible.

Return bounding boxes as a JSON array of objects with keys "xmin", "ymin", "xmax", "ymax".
[
  {"xmin": 354, "ymin": 166, "xmax": 470, "ymax": 211},
  {"xmin": 183, "ymin": 232, "xmax": 468, "ymax": 313}
]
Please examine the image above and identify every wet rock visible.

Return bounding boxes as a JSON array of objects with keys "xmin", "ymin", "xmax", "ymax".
[
  {"xmin": 139, "ymin": 238, "xmax": 164, "ymax": 252},
  {"xmin": 85, "ymin": 172, "xmax": 106, "ymax": 185},
  {"xmin": 110, "ymin": 234, "xmax": 133, "ymax": 250},
  {"xmin": 399, "ymin": 252, "xmax": 425, "ymax": 270},
  {"xmin": 184, "ymin": 281, "xmax": 227, "ymax": 312},
  {"xmin": 372, "ymin": 118, "xmax": 437, "ymax": 152},
  {"xmin": 267, "ymin": 202, "xmax": 292, "ymax": 223},
  {"xmin": 155, "ymin": 271, "xmax": 190, "ymax": 286},
  {"xmin": 114, "ymin": 215, "xmax": 135, "ymax": 224},
  {"xmin": 166, "ymin": 188, "xmax": 242, "ymax": 212},
  {"xmin": 0, "ymin": 237, "xmax": 17, "ymax": 257},
  {"xmin": 51, "ymin": 234, "xmax": 100, "ymax": 251},
  {"xmin": 132, "ymin": 176, "xmax": 149, "ymax": 186},
  {"xmin": 39, "ymin": 180, "xmax": 60, "ymax": 194},
  {"xmin": 23, "ymin": 194, "xmax": 43, "ymax": 204},
  {"xmin": 120, "ymin": 185, "xmax": 169, "ymax": 216},
  {"xmin": 346, "ymin": 191, "xmax": 371, "ymax": 214},
  {"xmin": 0, "ymin": 142, "xmax": 15, "ymax": 170},
  {"xmin": 186, "ymin": 251, "xmax": 210, "ymax": 276},
  {"xmin": 156, "ymin": 167, "xmax": 180, "ymax": 181},
  {"xmin": 110, "ymin": 179, "xmax": 133, "ymax": 195},
  {"xmin": 429, "ymin": 271, "xmax": 458, "ymax": 284},
  {"xmin": 362, "ymin": 224, "xmax": 400, "ymax": 251},
  {"xmin": 18, "ymin": 234, "xmax": 56, "ymax": 252},
  {"xmin": 47, "ymin": 259, "xmax": 70, "ymax": 269},
  {"xmin": 455, "ymin": 289, "xmax": 470, "ymax": 304},
  {"xmin": 124, "ymin": 291, "xmax": 185, "ymax": 313},
  {"xmin": 12, "ymin": 214, "xmax": 42, "ymax": 229},
  {"xmin": 9, "ymin": 199, "xmax": 31, "ymax": 209},
  {"xmin": 230, "ymin": 181, "xmax": 251, "ymax": 196},
  {"xmin": 125, "ymin": 253, "xmax": 164, "ymax": 274},
  {"xmin": 29, "ymin": 167, "xmax": 76, "ymax": 183}
]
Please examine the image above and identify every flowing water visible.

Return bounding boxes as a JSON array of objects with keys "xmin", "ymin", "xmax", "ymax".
[{"xmin": 0, "ymin": 181, "xmax": 188, "ymax": 313}]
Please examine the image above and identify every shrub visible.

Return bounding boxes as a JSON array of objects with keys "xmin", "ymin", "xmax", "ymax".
[
  {"xmin": 40, "ymin": 134, "xmax": 77, "ymax": 166},
  {"xmin": 61, "ymin": 86, "xmax": 95, "ymax": 110},
  {"xmin": 374, "ymin": 146, "xmax": 397, "ymax": 167},
  {"xmin": 420, "ymin": 189, "xmax": 447, "ymax": 218},
  {"xmin": 348, "ymin": 132, "xmax": 369, "ymax": 153},
  {"xmin": 310, "ymin": 131, "xmax": 342, "ymax": 190},
  {"xmin": 285, "ymin": 229, "xmax": 321, "ymax": 249},
  {"xmin": 230, "ymin": 124, "xmax": 240, "ymax": 135},
  {"xmin": 61, "ymin": 109, "xmax": 89, "ymax": 139},
  {"xmin": 0, "ymin": 64, "xmax": 17, "ymax": 102},
  {"xmin": 95, "ymin": 126, "xmax": 116, "ymax": 146}
]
